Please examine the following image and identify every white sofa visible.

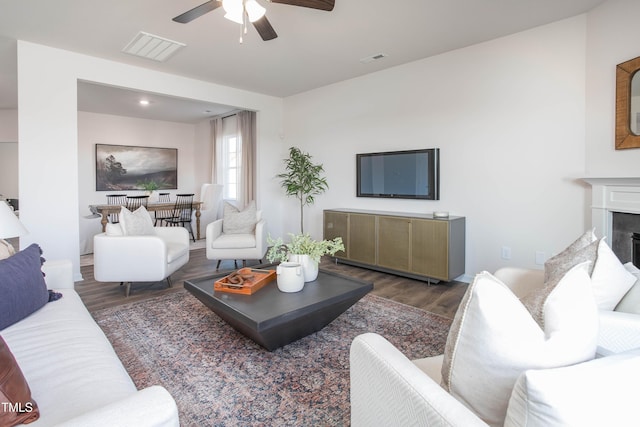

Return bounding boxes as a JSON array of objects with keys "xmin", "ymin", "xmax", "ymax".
[
  {"xmin": 1, "ymin": 259, "xmax": 179, "ymax": 426},
  {"xmin": 350, "ymin": 262, "xmax": 640, "ymax": 426}
]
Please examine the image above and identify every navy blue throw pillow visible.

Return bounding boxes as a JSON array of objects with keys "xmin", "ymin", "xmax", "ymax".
[{"xmin": 0, "ymin": 244, "xmax": 49, "ymax": 330}]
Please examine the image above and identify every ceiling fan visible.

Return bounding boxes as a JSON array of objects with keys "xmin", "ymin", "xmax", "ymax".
[{"xmin": 172, "ymin": 0, "xmax": 335, "ymax": 42}]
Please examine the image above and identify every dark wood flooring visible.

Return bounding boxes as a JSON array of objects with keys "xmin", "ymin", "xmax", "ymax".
[{"xmin": 77, "ymin": 248, "xmax": 468, "ymax": 319}]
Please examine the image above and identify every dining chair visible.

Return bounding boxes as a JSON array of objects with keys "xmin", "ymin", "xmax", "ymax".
[
  {"xmin": 105, "ymin": 194, "xmax": 127, "ymax": 223},
  {"xmin": 165, "ymin": 193, "xmax": 195, "ymax": 242},
  {"xmin": 154, "ymin": 192, "xmax": 173, "ymax": 226},
  {"xmin": 126, "ymin": 195, "xmax": 149, "ymax": 210}
]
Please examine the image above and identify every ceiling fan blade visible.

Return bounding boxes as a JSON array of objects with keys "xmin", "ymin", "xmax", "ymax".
[
  {"xmin": 270, "ymin": 0, "xmax": 335, "ymax": 11},
  {"xmin": 253, "ymin": 16, "xmax": 278, "ymax": 41},
  {"xmin": 172, "ymin": 0, "xmax": 222, "ymax": 23}
]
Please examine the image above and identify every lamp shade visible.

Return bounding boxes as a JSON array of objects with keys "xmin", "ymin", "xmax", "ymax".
[{"xmin": 0, "ymin": 202, "xmax": 28, "ymax": 239}]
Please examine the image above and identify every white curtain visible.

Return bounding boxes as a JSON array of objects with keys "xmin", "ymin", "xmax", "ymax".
[
  {"xmin": 210, "ymin": 116, "xmax": 223, "ymax": 184},
  {"xmin": 237, "ymin": 110, "xmax": 256, "ymax": 207}
]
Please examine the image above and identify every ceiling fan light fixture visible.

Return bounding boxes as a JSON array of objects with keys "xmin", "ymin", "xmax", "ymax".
[
  {"xmin": 222, "ymin": 0, "xmax": 244, "ymax": 23},
  {"xmin": 245, "ymin": 0, "xmax": 266, "ymax": 22}
]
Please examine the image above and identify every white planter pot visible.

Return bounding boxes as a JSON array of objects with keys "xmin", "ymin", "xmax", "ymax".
[
  {"xmin": 276, "ymin": 262, "xmax": 305, "ymax": 292},
  {"xmin": 288, "ymin": 254, "xmax": 319, "ymax": 282}
]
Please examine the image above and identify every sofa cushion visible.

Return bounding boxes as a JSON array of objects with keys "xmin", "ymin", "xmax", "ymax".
[
  {"xmin": 0, "ymin": 335, "xmax": 39, "ymax": 426},
  {"xmin": 0, "ymin": 244, "xmax": 49, "ymax": 330},
  {"xmin": 590, "ymin": 241, "xmax": 636, "ymax": 310},
  {"xmin": 615, "ymin": 262, "xmax": 640, "ymax": 314},
  {"xmin": 1, "ymin": 289, "xmax": 136, "ymax": 426},
  {"xmin": 119, "ymin": 205, "xmax": 155, "ymax": 236},
  {"xmin": 222, "ymin": 201, "xmax": 257, "ymax": 234},
  {"xmin": 441, "ymin": 262, "xmax": 598, "ymax": 427},
  {"xmin": 544, "ymin": 231, "xmax": 635, "ymax": 312},
  {"xmin": 504, "ymin": 347, "xmax": 640, "ymax": 427},
  {"xmin": 543, "ymin": 230, "xmax": 598, "ymax": 287}
]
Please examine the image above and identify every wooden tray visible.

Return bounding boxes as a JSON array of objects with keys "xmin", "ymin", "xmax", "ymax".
[{"xmin": 214, "ymin": 268, "xmax": 276, "ymax": 295}]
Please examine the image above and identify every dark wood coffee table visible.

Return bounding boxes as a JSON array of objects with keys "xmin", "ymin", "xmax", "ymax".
[{"xmin": 184, "ymin": 267, "xmax": 373, "ymax": 351}]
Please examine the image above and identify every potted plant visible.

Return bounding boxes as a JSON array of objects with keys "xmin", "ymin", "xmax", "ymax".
[
  {"xmin": 267, "ymin": 233, "xmax": 345, "ymax": 282},
  {"xmin": 277, "ymin": 147, "xmax": 328, "ymax": 234},
  {"xmin": 138, "ymin": 179, "xmax": 159, "ymax": 196}
]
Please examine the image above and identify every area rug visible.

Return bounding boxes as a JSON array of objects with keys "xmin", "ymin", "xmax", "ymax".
[{"xmin": 93, "ymin": 290, "xmax": 452, "ymax": 426}]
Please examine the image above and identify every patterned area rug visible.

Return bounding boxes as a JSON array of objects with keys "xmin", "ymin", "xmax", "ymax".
[{"xmin": 93, "ymin": 289, "xmax": 452, "ymax": 426}]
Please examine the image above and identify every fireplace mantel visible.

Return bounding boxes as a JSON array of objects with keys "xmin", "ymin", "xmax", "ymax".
[{"xmin": 583, "ymin": 177, "xmax": 640, "ymax": 241}]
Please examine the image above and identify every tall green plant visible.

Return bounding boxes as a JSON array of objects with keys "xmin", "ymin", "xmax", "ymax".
[{"xmin": 277, "ymin": 147, "xmax": 328, "ymax": 233}]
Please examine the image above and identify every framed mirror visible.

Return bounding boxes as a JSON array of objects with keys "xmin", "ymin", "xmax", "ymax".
[{"xmin": 616, "ymin": 56, "xmax": 640, "ymax": 149}]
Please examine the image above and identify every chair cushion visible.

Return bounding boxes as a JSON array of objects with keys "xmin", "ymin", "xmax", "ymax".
[
  {"xmin": 0, "ymin": 244, "xmax": 49, "ymax": 330},
  {"xmin": 504, "ymin": 348, "xmax": 640, "ymax": 427},
  {"xmin": 222, "ymin": 201, "xmax": 256, "ymax": 234},
  {"xmin": 211, "ymin": 233, "xmax": 256, "ymax": 250},
  {"xmin": 119, "ymin": 206, "xmax": 155, "ymax": 236},
  {"xmin": 441, "ymin": 262, "xmax": 598, "ymax": 426},
  {"xmin": 0, "ymin": 335, "xmax": 39, "ymax": 426},
  {"xmin": 166, "ymin": 242, "xmax": 189, "ymax": 264}
]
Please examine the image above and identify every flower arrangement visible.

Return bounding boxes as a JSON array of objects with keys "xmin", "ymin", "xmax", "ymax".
[
  {"xmin": 266, "ymin": 233, "xmax": 345, "ymax": 264},
  {"xmin": 138, "ymin": 180, "xmax": 160, "ymax": 192}
]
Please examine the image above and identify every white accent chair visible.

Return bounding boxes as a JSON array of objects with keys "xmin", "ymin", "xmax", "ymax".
[
  {"xmin": 93, "ymin": 224, "xmax": 190, "ymax": 297},
  {"xmin": 191, "ymin": 183, "xmax": 223, "ymax": 237},
  {"xmin": 206, "ymin": 210, "xmax": 267, "ymax": 270}
]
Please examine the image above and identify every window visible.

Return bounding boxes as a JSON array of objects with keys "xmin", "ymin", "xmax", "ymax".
[{"xmin": 222, "ymin": 135, "xmax": 241, "ymax": 201}]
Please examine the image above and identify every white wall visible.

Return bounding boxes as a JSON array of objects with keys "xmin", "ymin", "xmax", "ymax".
[
  {"xmin": 585, "ymin": 0, "xmax": 640, "ymax": 175},
  {"xmin": 77, "ymin": 111, "xmax": 200, "ymax": 254},
  {"xmin": 0, "ymin": 110, "xmax": 18, "ymax": 199},
  {"xmin": 284, "ymin": 16, "xmax": 589, "ymax": 279},
  {"xmin": 17, "ymin": 41, "xmax": 284, "ymax": 280}
]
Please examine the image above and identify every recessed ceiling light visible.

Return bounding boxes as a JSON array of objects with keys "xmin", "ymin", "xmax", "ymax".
[{"xmin": 139, "ymin": 100, "xmax": 150, "ymax": 106}]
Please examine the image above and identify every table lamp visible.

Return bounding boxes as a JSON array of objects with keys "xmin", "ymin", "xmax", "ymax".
[{"xmin": 0, "ymin": 201, "xmax": 28, "ymax": 258}]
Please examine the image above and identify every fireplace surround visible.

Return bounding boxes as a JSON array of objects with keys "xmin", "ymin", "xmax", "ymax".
[{"xmin": 583, "ymin": 178, "xmax": 640, "ymax": 265}]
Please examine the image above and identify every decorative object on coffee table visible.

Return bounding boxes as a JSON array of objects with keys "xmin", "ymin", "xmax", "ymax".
[
  {"xmin": 214, "ymin": 267, "xmax": 276, "ymax": 295},
  {"xmin": 275, "ymin": 262, "xmax": 304, "ymax": 292},
  {"xmin": 266, "ymin": 233, "xmax": 344, "ymax": 282}
]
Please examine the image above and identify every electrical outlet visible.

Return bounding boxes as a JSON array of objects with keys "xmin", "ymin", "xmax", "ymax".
[
  {"xmin": 535, "ymin": 251, "xmax": 546, "ymax": 265},
  {"xmin": 501, "ymin": 246, "xmax": 512, "ymax": 260}
]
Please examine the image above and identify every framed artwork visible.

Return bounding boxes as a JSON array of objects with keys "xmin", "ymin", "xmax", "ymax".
[{"xmin": 95, "ymin": 144, "xmax": 178, "ymax": 191}]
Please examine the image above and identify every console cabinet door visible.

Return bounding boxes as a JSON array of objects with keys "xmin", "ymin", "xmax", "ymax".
[
  {"xmin": 411, "ymin": 219, "xmax": 449, "ymax": 280},
  {"xmin": 377, "ymin": 216, "xmax": 410, "ymax": 271},
  {"xmin": 349, "ymin": 213, "xmax": 376, "ymax": 264},
  {"xmin": 323, "ymin": 211, "xmax": 348, "ymax": 258}
]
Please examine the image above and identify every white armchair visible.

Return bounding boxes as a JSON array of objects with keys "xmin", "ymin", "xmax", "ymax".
[
  {"xmin": 206, "ymin": 210, "xmax": 267, "ymax": 270},
  {"xmin": 94, "ymin": 224, "xmax": 190, "ymax": 297}
]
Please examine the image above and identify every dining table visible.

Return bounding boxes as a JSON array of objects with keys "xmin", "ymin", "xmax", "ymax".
[{"xmin": 90, "ymin": 201, "xmax": 203, "ymax": 240}]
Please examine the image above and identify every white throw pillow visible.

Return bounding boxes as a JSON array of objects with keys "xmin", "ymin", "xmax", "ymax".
[
  {"xmin": 222, "ymin": 201, "xmax": 257, "ymax": 234},
  {"xmin": 504, "ymin": 348, "xmax": 640, "ymax": 427},
  {"xmin": 590, "ymin": 240, "xmax": 636, "ymax": 310},
  {"xmin": 119, "ymin": 205, "xmax": 155, "ymax": 236},
  {"xmin": 441, "ymin": 262, "xmax": 598, "ymax": 427},
  {"xmin": 104, "ymin": 222, "xmax": 124, "ymax": 236},
  {"xmin": 615, "ymin": 262, "xmax": 640, "ymax": 314}
]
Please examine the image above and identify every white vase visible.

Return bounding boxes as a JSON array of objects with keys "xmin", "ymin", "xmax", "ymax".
[
  {"xmin": 288, "ymin": 254, "xmax": 319, "ymax": 282},
  {"xmin": 276, "ymin": 262, "xmax": 304, "ymax": 292}
]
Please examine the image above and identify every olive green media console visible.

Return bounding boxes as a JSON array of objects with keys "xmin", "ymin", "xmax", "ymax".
[{"xmin": 323, "ymin": 209, "xmax": 465, "ymax": 283}]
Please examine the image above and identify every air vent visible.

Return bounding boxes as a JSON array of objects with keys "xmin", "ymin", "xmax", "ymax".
[
  {"xmin": 360, "ymin": 53, "xmax": 388, "ymax": 64},
  {"xmin": 122, "ymin": 31, "xmax": 186, "ymax": 62}
]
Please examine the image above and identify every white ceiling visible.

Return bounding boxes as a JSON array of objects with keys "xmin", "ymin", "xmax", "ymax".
[{"xmin": 0, "ymin": 0, "xmax": 606, "ymax": 123}]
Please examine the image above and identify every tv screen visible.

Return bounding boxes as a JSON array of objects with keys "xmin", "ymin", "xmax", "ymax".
[{"xmin": 357, "ymin": 148, "xmax": 439, "ymax": 200}]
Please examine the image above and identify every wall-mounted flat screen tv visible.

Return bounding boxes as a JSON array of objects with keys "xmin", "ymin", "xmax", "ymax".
[{"xmin": 357, "ymin": 148, "xmax": 439, "ymax": 200}]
